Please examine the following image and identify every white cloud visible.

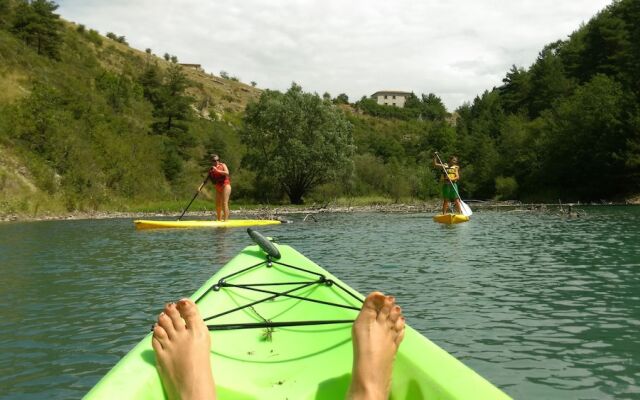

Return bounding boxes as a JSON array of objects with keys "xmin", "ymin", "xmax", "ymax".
[{"xmin": 57, "ymin": 0, "xmax": 612, "ymax": 110}]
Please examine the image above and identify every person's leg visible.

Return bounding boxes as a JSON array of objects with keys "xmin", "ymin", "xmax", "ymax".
[
  {"xmin": 454, "ymin": 198, "xmax": 462, "ymax": 214},
  {"xmin": 347, "ymin": 292, "xmax": 405, "ymax": 400},
  {"xmin": 442, "ymin": 199, "xmax": 449, "ymax": 215},
  {"xmin": 222, "ymin": 185, "xmax": 231, "ymax": 221},
  {"xmin": 215, "ymin": 189, "xmax": 222, "ymax": 221},
  {"xmin": 152, "ymin": 299, "xmax": 216, "ymax": 400}
]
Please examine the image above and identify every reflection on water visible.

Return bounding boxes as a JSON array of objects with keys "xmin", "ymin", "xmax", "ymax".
[{"xmin": 0, "ymin": 207, "xmax": 639, "ymax": 399}]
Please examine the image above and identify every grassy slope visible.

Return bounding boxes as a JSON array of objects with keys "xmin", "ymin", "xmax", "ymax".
[{"xmin": 0, "ymin": 18, "xmax": 261, "ymax": 217}]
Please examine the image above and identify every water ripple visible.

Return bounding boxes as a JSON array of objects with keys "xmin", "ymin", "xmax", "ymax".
[{"xmin": 0, "ymin": 207, "xmax": 639, "ymax": 399}]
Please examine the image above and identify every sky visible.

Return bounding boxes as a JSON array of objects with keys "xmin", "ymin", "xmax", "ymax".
[{"xmin": 56, "ymin": 0, "xmax": 613, "ymax": 111}]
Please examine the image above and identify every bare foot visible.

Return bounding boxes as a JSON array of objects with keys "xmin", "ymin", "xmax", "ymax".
[
  {"xmin": 152, "ymin": 299, "xmax": 216, "ymax": 400},
  {"xmin": 347, "ymin": 292, "xmax": 405, "ymax": 400}
]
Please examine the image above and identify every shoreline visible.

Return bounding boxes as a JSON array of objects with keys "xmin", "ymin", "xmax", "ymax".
[{"xmin": 1, "ymin": 199, "xmax": 638, "ymax": 223}]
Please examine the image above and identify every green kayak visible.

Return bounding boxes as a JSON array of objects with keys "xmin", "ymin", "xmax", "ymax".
[{"xmin": 85, "ymin": 230, "xmax": 511, "ymax": 399}]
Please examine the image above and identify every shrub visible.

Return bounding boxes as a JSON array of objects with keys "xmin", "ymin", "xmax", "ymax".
[{"xmin": 495, "ymin": 176, "xmax": 518, "ymax": 199}]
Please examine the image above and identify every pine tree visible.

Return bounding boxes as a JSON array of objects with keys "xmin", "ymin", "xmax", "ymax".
[{"xmin": 11, "ymin": 0, "xmax": 63, "ymax": 59}]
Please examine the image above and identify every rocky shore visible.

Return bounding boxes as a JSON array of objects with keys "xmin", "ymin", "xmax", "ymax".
[{"xmin": 1, "ymin": 198, "xmax": 638, "ymax": 223}]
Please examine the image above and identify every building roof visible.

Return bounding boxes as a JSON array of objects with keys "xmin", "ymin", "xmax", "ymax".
[{"xmin": 371, "ymin": 90, "xmax": 412, "ymax": 97}]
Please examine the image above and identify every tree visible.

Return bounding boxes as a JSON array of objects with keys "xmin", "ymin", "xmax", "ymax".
[
  {"xmin": 250, "ymin": 81, "xmax": 257, "ymax": 87},
  {"xmin": 539, "ymin": 74, "xmax": 630, "ymax": 198},
  {"xmin": 242, "ymin": 84, "xmax": 354, "ymax": 204},
  {"xmin": 528, "ymin": 43, "xmax": 574, "ymax": 118},
  {"xmin": 11, "ymin": 0, "xmax": 62, "ymax": 58},
  {"xmin": 163, "ymin": 53, "xmax": 170, "ymax": 61},
  {"xmin": 151, "ymin": 63, "xmax": 192, "ymax": 138},
  {"xmin": 0, "ymin": 0, "xmax": 11, "ymax": 28},
  {"xmin": 334, "ymin": 93, "xmax": 349, "ymax": 105},
  {"xmin": 420, "ymin": 93, "xmax": 447, "ymax": 120},
  {"xmin": 499, "ymin": 65, "xmax": 531, "ymax": 114}
]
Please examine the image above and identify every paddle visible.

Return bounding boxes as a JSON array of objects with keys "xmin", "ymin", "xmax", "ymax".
[
  {"xmin": 177, "ymin": 174, "xmax": 210, "ymax": 220},
  {"xmin": 434, "ymin": 152, "xmax": 473, "ymax": 217}
]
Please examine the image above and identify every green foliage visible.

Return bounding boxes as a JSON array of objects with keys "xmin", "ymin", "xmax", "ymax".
[
  {"xmin": 356, "ymin": 97, "xmax": 418, "ymax": 120},
  {"xmin": 499, "ymin": 65, "xmax": 531, "ymax": 114},
  {"xmin": 84, "ymin": 29, "xmax": 102, "ymax": 46},
  {"xmin": 242, "ymin": 83, "xmax": 355, "ymax": 204},
  {"xmin": 459, "ymin": 0, "xmax": 640, "ymax": 200},
  {"xmin": 413, "ymin": 93, "xmax": 447, "ymax": 121},
  {"xmin": 495, "ymin": 176, "xmax": 518, "ymax": 199},
  {"xmin": 527, "ymin": 42, "xmax": 575, "ymax": 118},
  {"xmin": 334, "ymin": 93, "xmax": 349, "ymax": 104},
  {"xmin": 11, "ymin": 0, "xmax": 62, "ymax": 58},
  {"xmin": 539, "ymin": 74, "xmax": 629, "ymax": 198},
  {"xmin": 95, "ymin": 71, "xmax": 138, "ymax": 111},
  {"xmin": 0, "ymin": 0, "xmax": 12, "ymax": 28}
]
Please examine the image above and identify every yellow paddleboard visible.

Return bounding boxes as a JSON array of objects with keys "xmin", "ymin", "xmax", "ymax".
[
  {"xmin": 433, "ymin": 214, "xmax": 470, "ymax": 224},
  {"xmin": 134, "ymin": 219, "xmax": 281, "ymax": 230}
]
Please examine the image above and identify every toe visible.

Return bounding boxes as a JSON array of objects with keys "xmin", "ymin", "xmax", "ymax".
[
  {"xmin": 390, "ymin": 305, "xmax": 401, "ymax": 324},
  {"xmin": 165, "ymin": 303, "xmax": 185, "ymax": 332},
  {"xmin": 359, "ymin": 292, "xmax": 386, "ymax": 319},
  {"xmin": 158, "ymin": 311, "xmax": 176, "ymax": 338},
  {"xmin": 177, "ymin": 298, "xmax": 204, "ymax": 330},
  {"xmin": 152, "ymin": 323, "xmax": 169, "ymax": 351},
  {"xmin": 377, "ymin": 296, "xmax": 395, "ymax": 323}
]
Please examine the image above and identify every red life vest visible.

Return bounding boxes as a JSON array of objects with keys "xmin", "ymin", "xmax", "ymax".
[{"xmin": 209, "ymin": 164, "xmax": 229, "ymax": 185}]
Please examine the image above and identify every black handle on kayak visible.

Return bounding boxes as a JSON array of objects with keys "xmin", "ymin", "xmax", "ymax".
[{"xmin": 247, "ymin": 228, "xmax": 281, "ymax": 259}]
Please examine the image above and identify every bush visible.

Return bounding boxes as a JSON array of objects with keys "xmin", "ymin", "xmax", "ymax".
[
  {"xmin": 495, "ymin": 176, "xmax": 518, "ymax": 199},
  {"xmin": 86, "ymin": 29, "xmax": 102, "ymax": 46}
]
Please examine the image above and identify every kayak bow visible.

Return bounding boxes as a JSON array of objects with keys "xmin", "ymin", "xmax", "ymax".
[{"xmin": 85, "ymin": 231, "xmax": 509, "ymax": 400}]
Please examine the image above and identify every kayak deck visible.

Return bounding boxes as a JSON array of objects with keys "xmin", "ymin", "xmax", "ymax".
[
  {"xmin": 433, "ymin": 214, "xmax": 470, "ymax": 224},
  {"xmin": 86, "ymin": 239, "xmax": 509, "ymax": 400},
  {"xmin": 134, "ymin": 219, "xmax": 281, "ymax": 230}
]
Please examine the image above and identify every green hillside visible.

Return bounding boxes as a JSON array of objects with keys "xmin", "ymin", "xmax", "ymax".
[{"xmin": 0, "ymin": 0, "xmax": 261, "ymax": 216}]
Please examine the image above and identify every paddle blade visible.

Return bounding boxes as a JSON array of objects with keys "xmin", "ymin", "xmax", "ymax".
[{"xmin": 461, "ymin": 201, "xmax": 473, "ymax": 217}]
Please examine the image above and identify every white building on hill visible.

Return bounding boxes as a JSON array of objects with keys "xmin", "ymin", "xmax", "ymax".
[{"xmin": 371, "ymin": 90, "xmax": 412, "ymax": 107}]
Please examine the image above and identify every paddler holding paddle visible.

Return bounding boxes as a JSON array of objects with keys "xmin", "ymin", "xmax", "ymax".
[
  {"xmin": 433, "ymin": 152, "xmax": 463, "ymax": 215},
  {"xmin": 198, "ymin": 154, "xmax": 231, "ymax": 221}
]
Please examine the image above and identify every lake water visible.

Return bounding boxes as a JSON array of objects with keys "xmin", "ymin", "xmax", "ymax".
[{"xmin": 0, "ymin": 207, "xmax": 639, "ymax": 399}]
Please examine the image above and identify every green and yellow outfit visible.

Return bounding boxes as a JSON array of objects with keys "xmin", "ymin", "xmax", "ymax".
[{"xmin": 441, "ymin": 165, "xmax": 459, "ymax": 201}]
